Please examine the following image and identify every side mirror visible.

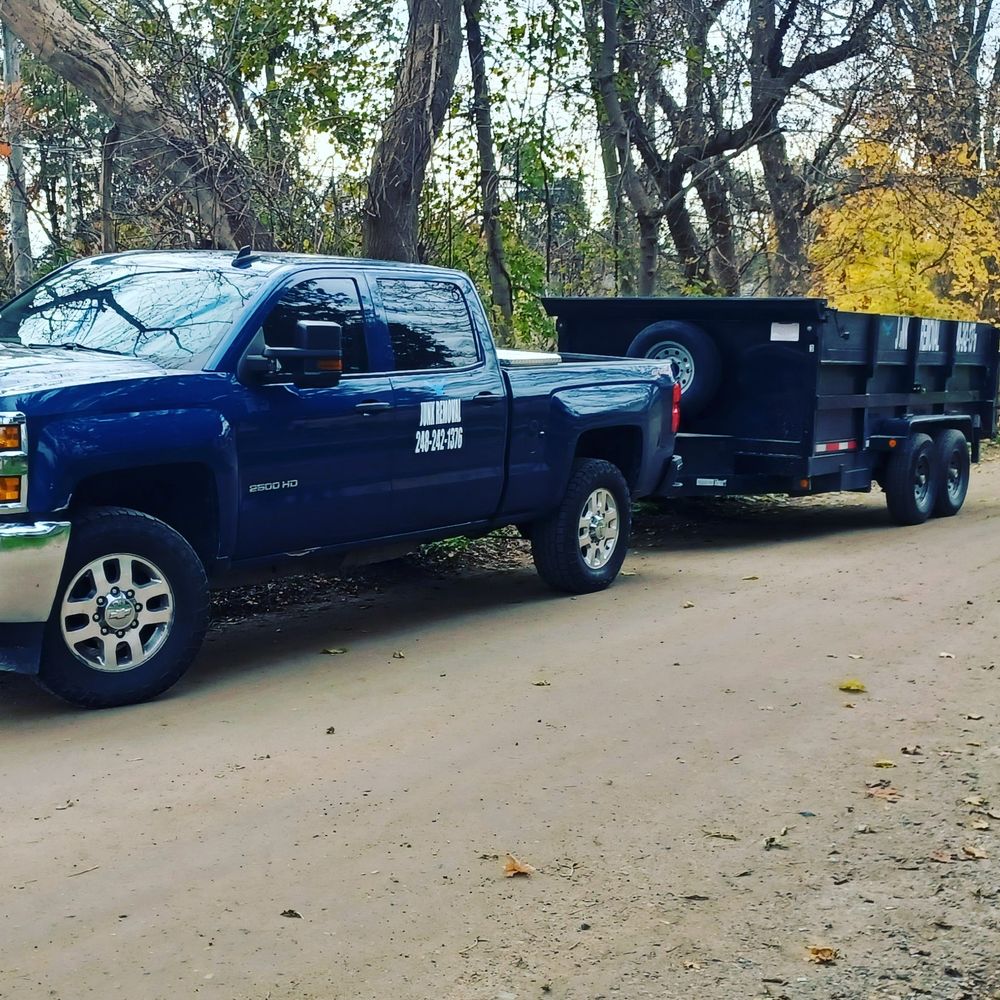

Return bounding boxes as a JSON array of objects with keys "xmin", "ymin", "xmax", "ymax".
[{"xmin": 262, "ymin": 320, "xmax": 343, "ymax": 387}]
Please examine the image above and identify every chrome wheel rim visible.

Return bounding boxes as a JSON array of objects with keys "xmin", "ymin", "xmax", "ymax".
[
  {"xmin": 579, "ymin": 488, "xmax": 620, "ymax": 569},
  {"xmin": 646, "ymin": 342, "xmax": 695, "ymax": 393},
  {"xmin": 60, "ymin": 553, "xmax": 174, "ymax": 672},
  {"xmin": 946, "ymin": 451, "xmax": 964, "ymax": 500},
  {"xmin": 913, "ymin": 453, "xmax": 931, "ymax": 506}
]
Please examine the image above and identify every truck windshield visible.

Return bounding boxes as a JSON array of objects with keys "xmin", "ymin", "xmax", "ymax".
[{"xmin": 0, "ymin": 256, "xmax": 267, "ymax": 369}]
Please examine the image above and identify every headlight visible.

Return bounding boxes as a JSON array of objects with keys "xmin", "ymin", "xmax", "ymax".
[
  {"xmin": 0, "ymin": 424, "xmax": 21, "ymax": 451},
  {"xmin": 0, "ymin": 413, "xmax": 27, "ymax": 511}
]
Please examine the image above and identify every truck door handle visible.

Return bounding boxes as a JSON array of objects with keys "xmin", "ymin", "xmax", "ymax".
[
  {"xmin": 471, "ymin": 391, "xmax": 501, "ymax": 405},
  {"xmin": 355, "ymin": 400, "xmax": 392, "ymax": 414}
]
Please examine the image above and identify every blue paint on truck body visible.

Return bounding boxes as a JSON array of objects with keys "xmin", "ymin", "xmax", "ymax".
[{"xmin": 0, "ymin": 251, "xmax": 677, "ymax": 675}]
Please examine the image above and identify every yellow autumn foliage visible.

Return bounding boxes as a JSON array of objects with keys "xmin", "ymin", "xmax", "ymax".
[{"xmin": 809, "ymin": 141, "xmax": 1000, "ymax": 321}]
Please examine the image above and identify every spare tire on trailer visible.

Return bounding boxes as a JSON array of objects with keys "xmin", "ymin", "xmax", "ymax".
[{"xmin": 625, "ymin": 320, "xmax": 721, "ymax": 417}]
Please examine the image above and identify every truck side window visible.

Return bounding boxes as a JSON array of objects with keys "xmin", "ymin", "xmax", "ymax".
[
  {"xmin": 378, "ymin": 278, "xmax": 479, "ymax": 371},
  {"xmin": 262, "ymin": 278, "xmax": 368, "ymax": 374}
]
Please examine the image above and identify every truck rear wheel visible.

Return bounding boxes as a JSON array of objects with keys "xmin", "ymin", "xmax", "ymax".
[
  {"xmin": 625, "ymin": 321, "xmax": 721, "ymax": 417},
  {"xmin": 884, "ymin": 433, "xmax": 937, "ymax": 525},
  {"xmin": 37, "ymin": 507, "xmax": 209, "ymax": 709},
  {"xmin": 931, "ymin": 429, "xmax": 970, "ymax": 518},
  {"xmin": 530, "ymin": 459, "xmax": 632, "ymax": 593}
]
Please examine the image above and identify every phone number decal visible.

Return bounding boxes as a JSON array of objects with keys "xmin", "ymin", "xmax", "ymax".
[{"xmin": 415, "ymin": 426, "xmax": 464, "ymax": 453}]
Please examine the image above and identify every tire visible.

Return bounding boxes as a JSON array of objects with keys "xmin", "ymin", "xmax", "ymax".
[
  {"xmin": 884, "ymin": 433, "xmax": 937, "ymax": 525},
  {"xmin": 932, "ymin": 429, "xmax": 970, "ymax": 518},
  {"xmin": 531, "ymin": 459, "xmax": 632, "ymax": 593},
  {"xmin": 625, "ymin": 321, "xmax": 721, "ymax": 417},
  {"xmin": 37, "ymin": 506, "xmax": 209, "ymax": 709}
]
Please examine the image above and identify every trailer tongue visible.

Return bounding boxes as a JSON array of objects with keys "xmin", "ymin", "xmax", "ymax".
[{"xmin": 547, "ymin": 296, "xmax": 999, "ymax": 524}]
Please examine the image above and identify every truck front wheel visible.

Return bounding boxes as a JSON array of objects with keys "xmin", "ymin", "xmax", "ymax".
[
  {"xmin": 884, "ymin": 433, "xmax": 937, "ymax": 525},
  {"xmin": 38, "ymin": 507, "xmax": 209, "ymax": 709},
  {"xmin": 530, "ymin": 459, "xmax": 632, "ymax": 593}
]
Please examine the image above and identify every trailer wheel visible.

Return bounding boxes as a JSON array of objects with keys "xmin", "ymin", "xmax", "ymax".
[
  {"xmin": 530, "ymin": 459, "xmax": 632, "ymax": 593},
  {"xmin": 37, "ymin": 506, "xmax": 209, "ymax": 709},
  {"xmin": 884, "ymin": 433, "xmax": 937, "ymax": 525},
  {"xmin": 625, "ymin": 321, "xmax": 721, "ymax": 417},
  {"xmin": 931, "ymin": 429, "xmax": 970, "ymax": 518}
]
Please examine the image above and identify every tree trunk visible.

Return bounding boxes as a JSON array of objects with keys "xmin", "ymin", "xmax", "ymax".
[
  {"xmin": 2, "ymin": 23, "xmax": 32, "ymax": 292},
  {"xmin": 100, "ymin": 125, "xmax": 118, "ymax": 252},
  {"xmin": 464, "ymin": 0, "xmax": 513, "ymax": 338},
  {"xmin": 0, "ymin": 0, "xmax": 273, "ymax": 250},
  {"xmin": 362, "ymin": 0, "xmax": 463, "ymax": 262},
  {"xmin": 758, "ymin": 127, "xmax": 809, "ymax": 294}
]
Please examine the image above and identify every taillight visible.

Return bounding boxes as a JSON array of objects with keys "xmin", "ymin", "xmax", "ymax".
[{"xmin": 671, "ymin": 381, "xmax": 681, "ymax": 433}]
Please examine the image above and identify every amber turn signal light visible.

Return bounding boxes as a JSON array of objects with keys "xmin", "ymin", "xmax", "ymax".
[
  {"xmin": 0, "ymin": 425, "xmax": 21, "ymax": 450},
  {"xmin": 0, "ymin": 476, "xmax": 21, "ymax": 503},
  {"xmin": 317, "ymin": 358, "xmax": 343, "ymax": 372}
]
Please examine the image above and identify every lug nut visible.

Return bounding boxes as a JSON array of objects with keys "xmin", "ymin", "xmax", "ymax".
[
  {"xmin": 97, "ymin": 597, "xmax": 106, "ymax": 606},
  {"xmin": 101, "ymin": 628, "xmax": 109, "ymax": 635},
  {"xmin": 116, "ymin": 631, "xmax": 125, "ymax": 638},
  {"xmin": 111, "ymin": 587, "xmax": 119, "ymax": 595},
  {"xmin": 92, "ymin": 613, "xmax": 100, "ymax": 622},
  {"xmin": 126, "ymin": 590, "xmax": 134, "ymax": 598}
]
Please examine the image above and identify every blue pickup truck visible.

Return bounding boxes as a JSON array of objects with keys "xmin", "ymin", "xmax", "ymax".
[{"xmin": 0, "ymin": 250, "xmax": 680, "ymax": 707}]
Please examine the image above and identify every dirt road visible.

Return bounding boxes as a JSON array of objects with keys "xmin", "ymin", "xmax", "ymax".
[{"xmin": 2, "ymin": 463, "xmax": 999, "ymax": 1000}]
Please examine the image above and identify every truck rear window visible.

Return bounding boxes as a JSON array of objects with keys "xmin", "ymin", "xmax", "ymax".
[{"xmin": 378, "ymin": 279, "xmax": 479, "ymax": 371}]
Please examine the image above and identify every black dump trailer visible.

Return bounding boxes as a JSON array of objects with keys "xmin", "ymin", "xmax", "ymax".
[{"xmin": 545, "ymin": 296, "xmax": 999, "ymax": 524}]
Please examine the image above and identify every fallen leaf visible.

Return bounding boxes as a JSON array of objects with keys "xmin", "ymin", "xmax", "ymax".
[
  {"xmin": 503, "ymin": 853, "xmax": 536, "ymax": 877},
  {"xmin": 325, "ymin": 726, "xmax": 336, "ymax": 735},
  {"xmin": 392, "ymin": 651, "xmax": 406, "ymax": 659},
  {"xmin": 873, "ymin": 759, "xmax": 896, "ymax": 768},
  {"xmin": 963, "ymin": 796, "xmax": 987, "ymax": 807},
  {"xmin": 838, "ymin": 678, "xmax": 867, "ymax": 693},
  {"xmin": 848, "ymin": 654, "xmax": 864, "ymax": 660},
  {"xmin": 843, "ymin": 702, "xmax": 855, "ymax": 709},
  {"xmin": 742, "ymin": 575, "xmax": 759, "ymax": 581},
  {"xmin": 532, "ymin": 680, "xmax": 551, "ymax": 687},
  {"xmin": 682, "ymin": 961, "xmax": 702, "ymax": 970},
  {"xmin": 806, "ymin": 946, "xmax": 839, "ymax": 964},
  {"xmin": 971, "ymin": 819, "xmax": 990, "ymax": 831},
  {"xmin": 965, "ymin": 713, "xmax": 984, "ymax": 721},
  {"xmin": 54, "ymin": 801, "xmax": 75, "ymax": 811},
  {"xmin": 929, "ymin": 851, "xmax": 955, "ymax": 863},
  {"xmin": 682, "ymin": 601, "xmax": 695, "ymax": 609},
  {"xmin": 280, "ymin": 909, "xmax": 302, "ymax": 918},
  {"xmin": 321, "ymin": 647, "xmax": 347, "ymax": 655},
  {"xmin": 962, "ymin": 845, "xmax": 988, "ymax": 860},
  {"xmin": 866, "ymin": 786, "xmax": 902, "ymax": 802},
  {"xmin": 702, "ymin": 829, "xmax": 739, "ymax": 841},
  {"xmin": 763, "ymin": 836, "xmax": 789, "ymax": 851},
  {"xmin": 939, "ymin": 652, "xmax": 955, "ymax": 659},
  {"xmin": 901, "ymin": 745, "xmax": 923, "ymax": 756}
]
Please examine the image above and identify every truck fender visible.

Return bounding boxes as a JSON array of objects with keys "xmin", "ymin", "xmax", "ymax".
[{"xmin": 30, "ymin": 409, "xmax": 239, "ymax": 557}]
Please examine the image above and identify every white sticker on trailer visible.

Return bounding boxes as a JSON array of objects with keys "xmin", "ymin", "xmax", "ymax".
[
  {"xmin": 696, "ymin": 478, "xmax": 728, "ymax": 487},
  {"xmin": 770, "ymin": 322, "xmax": 799, "ymax": 342}
]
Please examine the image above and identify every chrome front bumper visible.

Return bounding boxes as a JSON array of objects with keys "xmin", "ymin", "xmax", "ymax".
[{"xmin": 0, "ymin": 520, "xmax": 71, "ymax": 623}]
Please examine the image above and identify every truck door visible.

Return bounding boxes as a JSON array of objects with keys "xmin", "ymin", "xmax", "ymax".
[
  {"xmin": 375, "ymin": 275, "xmax": 508, "ymax": 532},
  {"xmin": 232, "ymin": 274, "xmax": 395, "ymax": 558}
]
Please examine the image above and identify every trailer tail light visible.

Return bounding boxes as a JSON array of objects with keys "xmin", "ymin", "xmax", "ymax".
[
  {"xmin": 814, "ymin": 439, "xmax": 858, "ymax": 454},
  {"xmin": 671, "ymin": 381, "xmax": 681, "ymax": 433}
]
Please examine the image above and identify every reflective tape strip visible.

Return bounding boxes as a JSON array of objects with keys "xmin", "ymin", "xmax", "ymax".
[{"xmin": 814, "ymin": 440, "xmax": 858, "ymax": 454}]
